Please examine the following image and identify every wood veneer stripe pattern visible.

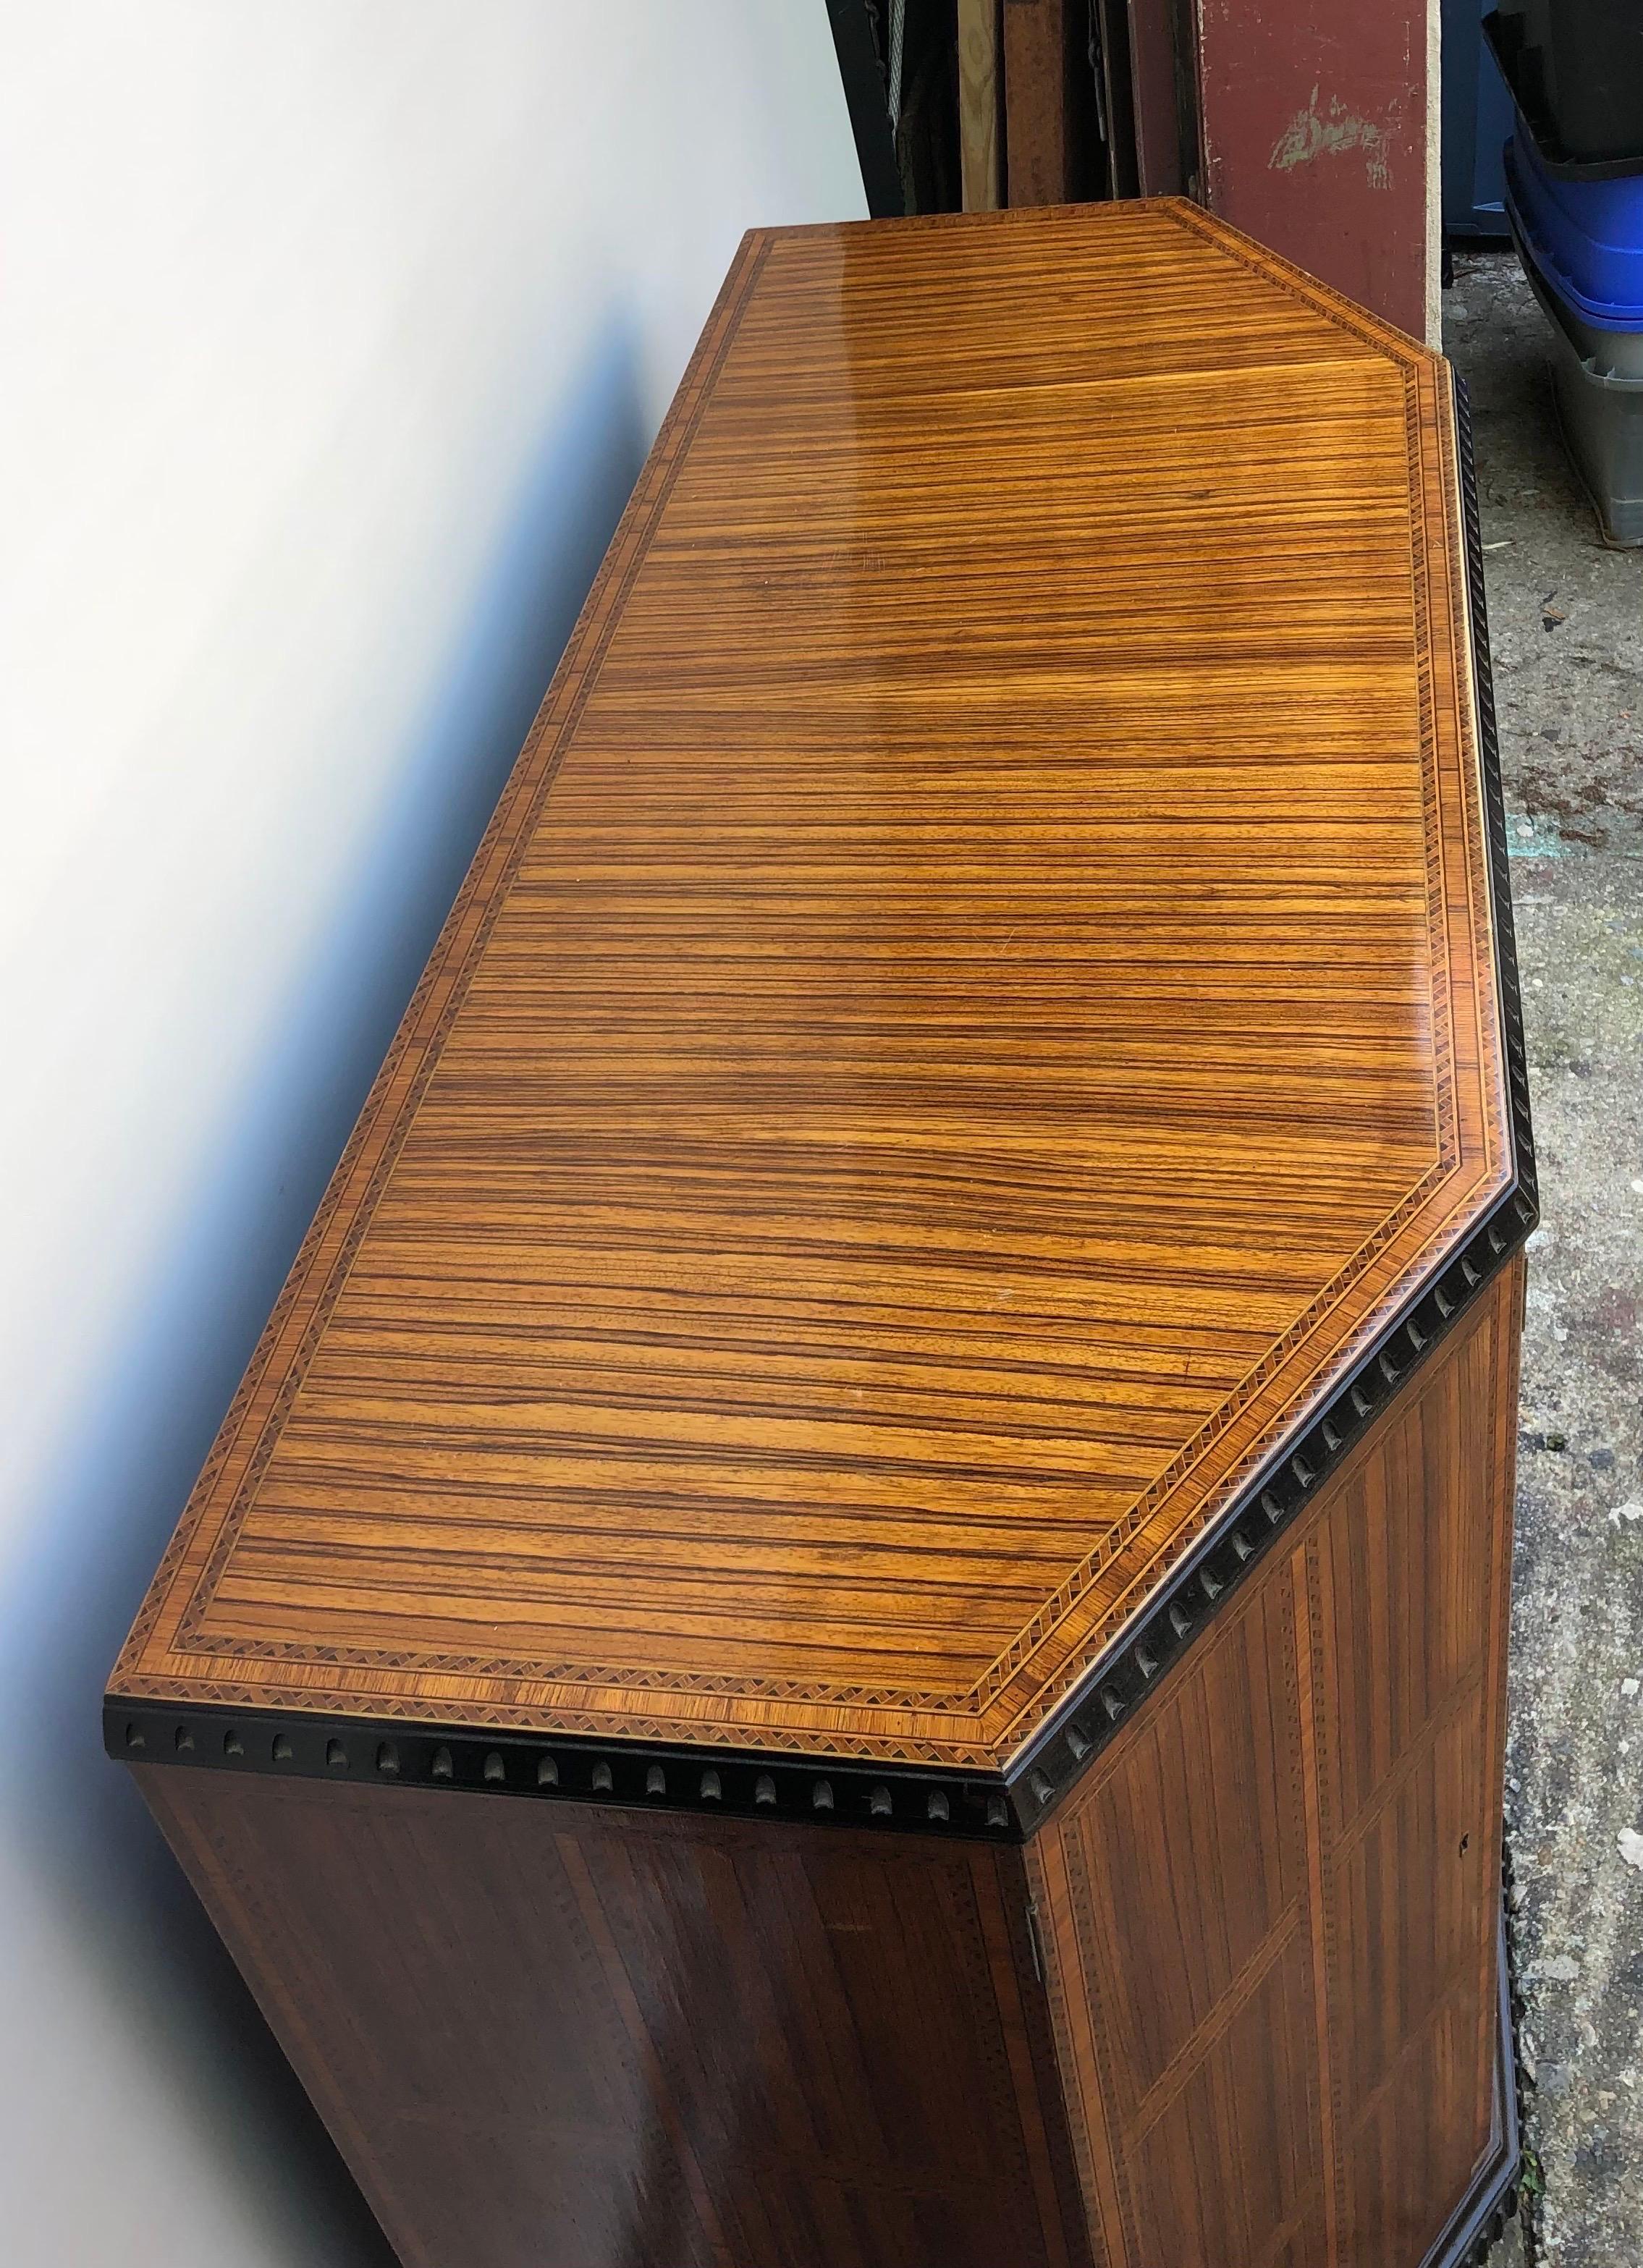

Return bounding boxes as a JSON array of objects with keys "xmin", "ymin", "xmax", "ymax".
[
  {"xmin": 109, "ymin": 230, "xmax": 774, "ymax": 1704},
  {"xmin": 1293, "ymin": 1541, "xmax": 1344, "ymax": 2261},
  {"xmin": 143, "ymin": 1772, "xmax": 1091, "ymax": 2268},
  {"xmin": 111, "ymin": 203, "xmax": 1524, "ymax": 1778}
]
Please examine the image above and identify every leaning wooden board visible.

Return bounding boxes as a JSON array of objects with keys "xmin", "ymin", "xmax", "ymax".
[{"xmin": 109, "ymin": 200, "xmax": 1535, "ymax": 2268}]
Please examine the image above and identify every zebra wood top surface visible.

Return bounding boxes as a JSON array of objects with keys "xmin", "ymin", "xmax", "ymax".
[{"xmin": 112, "ymin": 200, "xmax": 1512, "ymax": 1770}]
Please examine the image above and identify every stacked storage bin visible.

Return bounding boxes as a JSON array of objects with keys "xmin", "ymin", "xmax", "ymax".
[{"xmin": 1486, "ymin": 3, "xmax": 1643, "ymax": 543}]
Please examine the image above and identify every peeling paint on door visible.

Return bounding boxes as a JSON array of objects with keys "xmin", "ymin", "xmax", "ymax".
[
  {"xmin": 1191, "ymin": 1, "xmax": 1432, "ymax": 337},
  {"xmin": 1269, "ymin": 83, "xmax": 1401, "ymax": 190}
]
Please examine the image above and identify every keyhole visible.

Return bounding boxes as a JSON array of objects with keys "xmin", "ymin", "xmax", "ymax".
[{"xmin": 1458, "ymin": 1834, "xmax": 1471, "ymax": 1858}]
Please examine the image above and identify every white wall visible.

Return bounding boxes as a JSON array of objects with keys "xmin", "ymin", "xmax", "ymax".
[{"xmin": 0, "ymin": 8, "xmax": 862, "ymax": 2261}]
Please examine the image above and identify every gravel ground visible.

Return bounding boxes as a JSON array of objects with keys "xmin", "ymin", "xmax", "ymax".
[{"xmin": 1447, "ymin": 248, "xmax": 1643, "ymax": 2268}]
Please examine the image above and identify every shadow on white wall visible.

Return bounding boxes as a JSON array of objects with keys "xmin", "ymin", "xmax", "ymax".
[
  {"xmin": 0, "ymin": 7, "xmax": 861, "ymax": 2259},
  {"xmin": 5, "ymin": 322, "xmax": 649, "ymax": 2267}
]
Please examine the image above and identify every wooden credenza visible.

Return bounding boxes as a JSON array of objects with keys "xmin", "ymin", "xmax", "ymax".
[{"xmin": 108, "ymin": 201, "xmax": 1535, "ymax": 2268}]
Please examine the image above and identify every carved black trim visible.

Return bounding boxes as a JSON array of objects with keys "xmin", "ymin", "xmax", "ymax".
[
  {"xmin": 1005, "ymin": 368, "xmax": 1537, "ymax": 1829},
  {"xmin": 1502, "ymin": 1832, "xmax": 1540, "ymax": 2264},
  {"xmin": 104, "ymin": 1700, "xmax": 1019, "ymax": 1842},
  {"xmin": 107, "ymin": 377, "xmax": 1537, "ymax": 1842},
  {"xmin": 1008, "ymin": 1201, "xmax": 1532, "ymax": 1821},
  {"xmin": 1456, "ymin": 371, "xmax": 1539, "ymax": 1234}
]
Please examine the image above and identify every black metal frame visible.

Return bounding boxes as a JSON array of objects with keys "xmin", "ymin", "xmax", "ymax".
[{"xmin": 825, "ymin": 0, "xmax": 905, "ymax": 218}]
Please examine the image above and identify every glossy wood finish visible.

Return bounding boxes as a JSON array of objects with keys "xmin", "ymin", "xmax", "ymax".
[
  {"xmin": 140, "ymin": 1768, "xmax": 1094, "ymax": 2268},
  {"xmin": 1031, "ymin": 1258, "xmax": 1522, "ymax": 2268},
  {"xmin": 110, "ymin": 201, "xmax": 1514, "ymax": 1774},
  {"xmin": 109, "ymin": 207, "xmax": 1529, "ymax": 2268},
  {"xmin": 132, "ymin": 1264, "xmax": 1519, "ymax": 2268}
]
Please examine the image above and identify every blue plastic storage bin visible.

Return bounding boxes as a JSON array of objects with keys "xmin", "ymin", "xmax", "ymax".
[
  {"xmin": 1505, "ymin": 127, "xmax": 1643, "ymax": 326},
  {"xmin": 1509, "ymin": 201, "xmax": 1643, "ymax": 376},
  {"xmin": 1506, "ymin": 200, "xmax": 1643, "ymax": 544},
  {"xmin": 1490, "ymin": 1, "xmax": 1643, "ymax": 166}
]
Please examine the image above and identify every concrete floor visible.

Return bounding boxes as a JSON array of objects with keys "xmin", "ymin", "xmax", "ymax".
[{"xmin": 1445, "ymin": 251, "xmax": 1642, "ymax": 2268}]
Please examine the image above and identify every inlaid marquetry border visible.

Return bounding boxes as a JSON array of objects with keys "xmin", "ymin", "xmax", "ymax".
[
  {"xmin": 108, "ymin": 208, "xmax": 1535, "ymax": 1806},
  {"xmin": 107, "ymin": 227, "xmax": 777, "ymax": 1706},
  {"xmin": 1002, "ymin": 369, "xmax": 1534, "ymax": 1816}
]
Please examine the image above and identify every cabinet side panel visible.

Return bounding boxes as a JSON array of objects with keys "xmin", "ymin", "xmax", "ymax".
[
  {"xmin": 135, "ymin": 1772, "xmax": 1091, "ymax": 2268},
  {"xmin": 1029, "ymin": 1262, "xmax": 1519, "ymax": 2267},
  {"xmin": 1306, "ymin": 1255, "xmax": 1521, "ymax": 2261},
  {"xmin": 1029, "ymin": 1565, "xmax": 1321, "ymax": 2268}
]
